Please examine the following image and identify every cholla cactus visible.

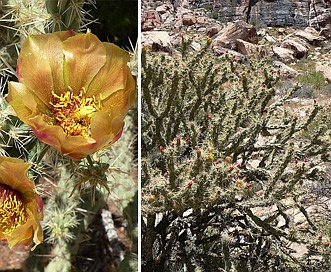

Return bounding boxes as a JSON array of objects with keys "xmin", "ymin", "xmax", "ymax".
[
  {"xmin": 43, "ymin": 167, "xmax": 109, "ymax": 272},
  {"xmin": 45, "ymin": 0, "xmax": 95, "ymax": 32},
  {"xmin": 141, "ymin": 40, "xmax": 331, "ymax": 271},
  {"xmin": 0, "ymin": 0, "xmax": 95, "ymax": 76}
]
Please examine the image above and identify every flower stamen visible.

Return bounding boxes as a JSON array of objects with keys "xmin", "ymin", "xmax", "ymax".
[
  {"xmin": 0, "ymin": 184, "xmax": 27, "ymax": 236},
  {"xmin": 50, "ymin": 87, "xmax": 101, "ymax": 137}
]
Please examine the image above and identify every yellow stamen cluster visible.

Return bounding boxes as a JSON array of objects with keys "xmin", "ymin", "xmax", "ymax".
[
  {"xmin": 50, "ymin": 87, "xmax": 101, "ymax": 137},
  {"xmin": 0, "ymin": 194, "xmax": 27, "ymax": 235}
]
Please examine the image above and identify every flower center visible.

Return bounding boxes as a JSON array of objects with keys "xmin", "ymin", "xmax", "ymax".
[
  {"xmin": 50, "ymin": 87, "xmax": 101, "ymax": 137},
  {"xmin": 0, "ymin": 184, "xmax": 27, "ymax": 236}
]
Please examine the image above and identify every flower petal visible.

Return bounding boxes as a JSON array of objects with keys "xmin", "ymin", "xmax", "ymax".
[
  {"xmin": 31, "ymin": 122, "xmax": 63, "ymax": 153},
  {"xmin": 17, "ymin": 31, "xmax": 75, "ymax": 104},
  {"xmin": 8, "ymin": 218, "xmax": 33, "ymax": 249},
  {"xmin": 101, "ymin": 69, "xmax": 136, "ymax": 113},
  {"xmin": 87, "ymin": 43, "xmax": 132, "ymax": 99},
  {"xmin": 31, "ymin": 122, "xmax": 97, "ymax": 160},
  {"xmin": 63, "ymin": 31, "xmax": 107, "ymax": 93},
  {"xmin": 7, "ymin": 82, "xmax": 49, "ymax": 122},
  {"xmin": 8, "ymin": 214, "xmax": 43, "ymax": 250},
  {"xmin": 90, "ymin": 110, "xmax": 124, "ymax": 148},
  {"xmin": 0, "ymin": 157, "xmax": 33, "ymax": 193},
  {"xmin": 8, "ymin": 82, "xmax": 96, "ymax": 160}
]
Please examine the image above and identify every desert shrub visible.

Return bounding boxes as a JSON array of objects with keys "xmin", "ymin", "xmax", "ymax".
[
  {"xmin": 296, "ymin": 71, "xmax": 326, "ymax": 91},
  {"xmin": 141, "ymin": 40, "xmax": 331, "ymax": 271}
]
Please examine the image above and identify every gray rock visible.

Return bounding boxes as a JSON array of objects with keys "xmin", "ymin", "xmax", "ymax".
[
  {"xmin": 320, "ymin": 27, "xmax": 331, "ymax": 39},
  {"xmin": 206, "ymin": 0, "xmax": 330, "ymax": 29},
  {"xmin": 156, "ymin": 4, "xmax": 172, "ymax": 14},
  {"xmin": 273, "ymin": 60, "xmax": 298, "ymax": 77},
  {"xmin": 212, "ymin": 45, "xmax": 247, "ymax": 62},
  {"xmin": 190, "ymin": 41, "xmax": 201, "ymax": 51}
]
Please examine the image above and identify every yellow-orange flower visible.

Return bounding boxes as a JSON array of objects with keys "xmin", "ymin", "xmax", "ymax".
[
  {"xmin": 0, "ymin": 156, "xmax": 43, "ymax": 250},
  {"xmin": 7, "ymin": 30, "xmax": 136, "ymax": 160}
]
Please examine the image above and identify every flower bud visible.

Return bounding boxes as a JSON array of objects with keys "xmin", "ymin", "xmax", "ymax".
[
  {"xmin": 206, "ymin": 154, "xmax": 215, "ymax": 162},
  {"xmin": 195, "ymin": 146, "xmax": 201, "ymax": 157},
  {"xmin": 176, "ymin": 137, "xmax": 181, "ymax": 146},
  {"xmin": 224, "ymin": 156, "xmax": 232, "ymax": 164},
  {"xmin": 148, "ymin": 195, "xmax": 156, "ymax": 203}
]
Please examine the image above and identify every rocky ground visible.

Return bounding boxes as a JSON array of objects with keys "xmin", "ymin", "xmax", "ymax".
[{"xmin": 142, "ymin": 0, "xmax": 331, "ymax": 84}]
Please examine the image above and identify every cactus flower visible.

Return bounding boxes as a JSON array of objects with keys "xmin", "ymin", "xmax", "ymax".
[
  {"xmin": 0, "ymin": 156, "xmax": 43, "ymax": 250},
  {"xmin": 7, "ymin": 30, "xmax": 136, "ymax": 160}
]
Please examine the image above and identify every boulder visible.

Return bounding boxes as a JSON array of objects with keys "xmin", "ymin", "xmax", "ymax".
[
  {"xmin": 272, "ymin": 46, "xmax": 295, "ymax": 62},
  {"xmin": 156, "ymin": 4, "xmax": 172, "ymax": 14},
  {"xmin": 196, "ymin": 16, "xmax": 207, "ymax": 24},
  {"xmin": 182, "ymin": 13, "xmax": 196, "ymax": 26},
  {"xmin": 212, "ymin": 46, "xmax": 246, "ymax": 62},
  {"xmin": 161, "ymin": 12, "xmax": 175, "ymax": 28},
  {"xmin": 320, "ymin": 27, "xmax": 331, "ymax": 39},
  {"xmin": 212, "ymin": 21, "xmax": 258, "ymax": 50},
  {"xmin": 277, "ymin": 28, "xmax": 288, "ymax": 36},
  {"xmin": 281, "ymin": 38, "xmax": 309, "ymax": 58},
  {"xmin": 273, "ymin": 61, "xmax": 298, "ymax": 78},
  {"xmin": 169, "ymin": 34, "xmax": 182, "ymax": 48},
  {"xmin": 141, "ymin": 31, "xmax": 172, "ymax": 53},
  {"xmin": 316, "ymin": 63, "xmax": 331, "ymax": 83},
  {"xmin": 295, "ymin": 28, "xmax": 325, "ymax": 46},
  {"xmin": 190, "ymin": 41, "xmax": 201, "ymax": 51},
  {"xmin": 236, "ymin": 39, "xmax": 266, "ymax": 57},
  {"xmin": 206, "ymin": 26, "xmax": 221, "ymax": 38},
  {"xmin": 142, "ymin": 10, "xmax": 161, "ymax": 31},
  {"xmin": 258, "ymin": 29, "xmax": 277, "ymax": 43}
]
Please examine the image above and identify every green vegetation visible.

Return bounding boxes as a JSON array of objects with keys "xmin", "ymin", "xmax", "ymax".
[{"xmin": 296, "ymin": 70, "xmax": 326, "ymax": 91}]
